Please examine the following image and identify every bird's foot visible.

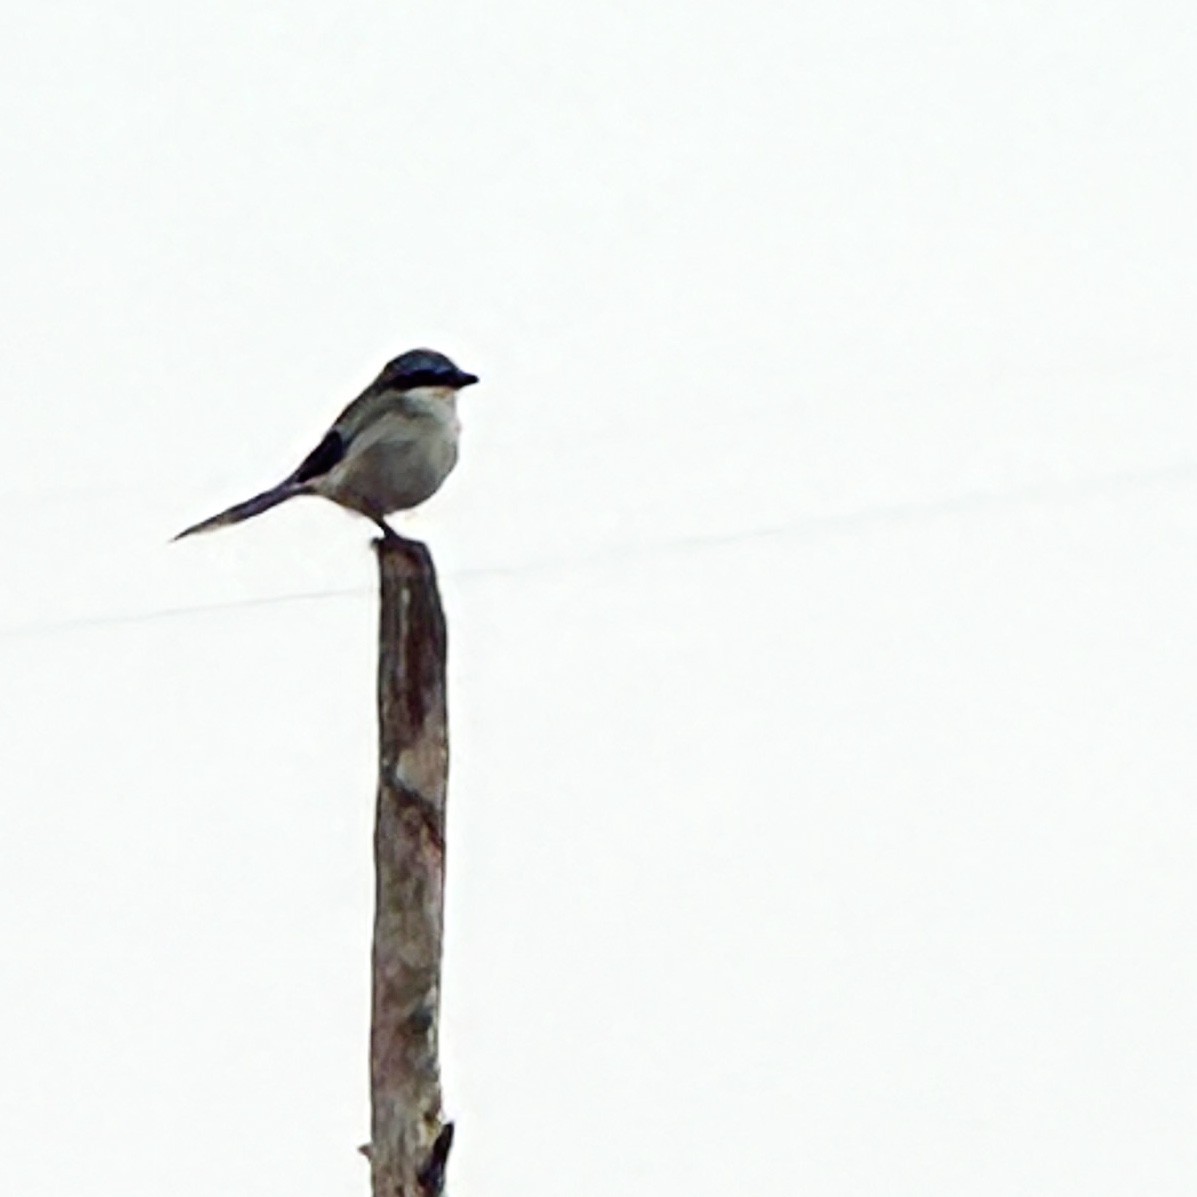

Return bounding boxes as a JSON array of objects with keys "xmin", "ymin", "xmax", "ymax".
[
  {"xmin": 372, "ymin": 519, "xmax": 427, "ymax": 560},
  {"xmin": 373, "ymin": 518, "xmax": 402, "ymax": 542}
]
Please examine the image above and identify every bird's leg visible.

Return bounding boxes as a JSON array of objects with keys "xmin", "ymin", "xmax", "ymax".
[{"xmin": 373, "ymin": 517, "xmax": 401, "ymax": 542}]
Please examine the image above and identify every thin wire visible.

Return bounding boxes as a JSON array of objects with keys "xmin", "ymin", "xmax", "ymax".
[
  {"xmin": 0, "ymin": 586, "xmax": 368, "ymax": 638},
  {"xmin": 2, "ymin": 459, "xmax": 1195, "ymax": 642},
  {"xmin": 450, "ymin": 458, "xmax": 1197, "ymax": 577}
]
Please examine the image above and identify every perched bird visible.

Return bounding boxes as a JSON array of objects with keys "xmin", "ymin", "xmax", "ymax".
[{"xmin": 174, "ymin": 348, "xmax": 479, "ymax": 541}]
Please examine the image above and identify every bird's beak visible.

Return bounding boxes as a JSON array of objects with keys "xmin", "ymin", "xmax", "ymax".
[{"xmin": 454, "ymin": 371, "xmax": 480, "ymax": 389}]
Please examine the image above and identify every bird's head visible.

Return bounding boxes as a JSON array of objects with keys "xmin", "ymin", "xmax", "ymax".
[{"xmin": 381, "ymin": 348, "xmax": 479, "ymax": 393}]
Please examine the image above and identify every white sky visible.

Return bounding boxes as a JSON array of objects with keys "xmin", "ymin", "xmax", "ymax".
[{"xmin": 2, "ymin": 2, "xmax": 1196, "ymax": 1193}]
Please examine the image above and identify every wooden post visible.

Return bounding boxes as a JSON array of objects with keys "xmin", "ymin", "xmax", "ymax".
[{"xmin": 369, "ymin": 535, "xmax": 454, "ymax": 1197}]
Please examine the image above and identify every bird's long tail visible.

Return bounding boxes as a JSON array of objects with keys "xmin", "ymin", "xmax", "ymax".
[{"xmin": 172, "ymin": 482, "xmax": 303, "ymax": 541}]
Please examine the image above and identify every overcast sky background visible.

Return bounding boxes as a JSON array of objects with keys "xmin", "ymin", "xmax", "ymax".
[{"xmin": 2, "ymin": 2, "xmax": 1196, "ymax": 1193}]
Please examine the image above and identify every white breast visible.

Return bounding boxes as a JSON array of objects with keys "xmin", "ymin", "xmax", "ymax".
[{"xmin": 319, "ymin": 390, "xmax": 461, "ymax": 518}]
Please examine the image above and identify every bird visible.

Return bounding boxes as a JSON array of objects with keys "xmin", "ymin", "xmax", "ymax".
[{"xmin": 173, "ymin": 348, "xmax": 479, "ymax": 542}]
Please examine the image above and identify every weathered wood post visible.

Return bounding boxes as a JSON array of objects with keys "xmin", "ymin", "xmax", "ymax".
[{"xmin": 369, "ymin": 535, "xmax": 454, "ymax": 1196}]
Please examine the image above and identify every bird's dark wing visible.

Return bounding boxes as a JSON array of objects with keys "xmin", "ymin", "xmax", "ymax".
[{"xmin": 292, "ymin": 429, "xmax": 345, "ymax": 483}]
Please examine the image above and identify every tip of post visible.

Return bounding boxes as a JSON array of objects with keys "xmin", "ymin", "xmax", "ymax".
[{"xmin": 374, "ymin": 531, "xmax": 430, "ymax": 562}]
